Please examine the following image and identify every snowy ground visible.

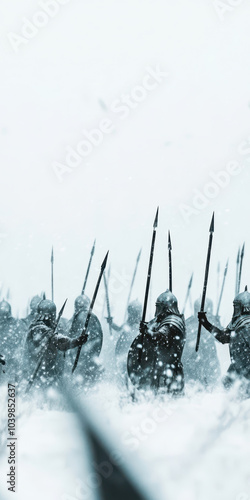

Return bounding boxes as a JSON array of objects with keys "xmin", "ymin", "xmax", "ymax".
[{"xmin": 0, "ymin": 380, "xmax": 250, "ymax": 500}]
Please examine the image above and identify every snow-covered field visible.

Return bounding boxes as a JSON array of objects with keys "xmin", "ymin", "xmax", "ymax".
[{"xmin": 0, "ymin": 381, "xmax": 250, "ymax": 500}]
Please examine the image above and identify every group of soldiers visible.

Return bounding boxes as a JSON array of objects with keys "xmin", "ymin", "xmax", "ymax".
[
  {"xmin": 0, "ymin": 213, "xmax": 249, "ymax": 399},
  {"xmin": 0, "ymin": 284, "xmax": 250, "ymax": 398}
]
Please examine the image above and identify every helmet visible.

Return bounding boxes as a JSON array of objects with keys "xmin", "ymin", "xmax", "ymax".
[
  {"xmin": 37, "ymin": 300, "xmax": 56, "ymax": 323},
  {"xmin": 233, "ymin": 287, "xmax": 250, "ymax": 316},
  {"xmin": 74, "ymin": 295, "xmax": 90, "ymax": 313},
  {"xmin": 127, "ymin": 300, "xmax": 142, "ymax": 325},
  {"xmin": 30, "ymin": 295, "xmax": 42, "ymax": 312},
  {"xmin": 155, "ymin": 290, "xmax": 180, "ymax": 316},
  {"xmin": 194, "ymin": 298, "xmax": 213, "ymax": 316},
  {"xmin": 0, "ymin": 300, "xmax": 11, "ymax": 320}
]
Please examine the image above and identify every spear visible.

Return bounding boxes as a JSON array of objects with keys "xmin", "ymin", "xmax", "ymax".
[
  {"xmin": 182, "ymin": 273, "xmax": 193, "ymax": 315},
  {"xmin": 26, "ymin": 299, "xmax": 68, "ymax": 393},
  {"xmin": 237, "ymin": 243, "xmax": 245, "ymax": 295},
  {"xmin": 235, "ymin": 247, "xmax": 240, "ymax": 296},
  {"xmin": 168, "ymin": 231, "xmax": 172, "ymax": 292},
  {"xmin": 124, "ymin": 249, "xmax": 142, "ymax": 322},
  {"xmin": 216, "ymin": 259, "xmax": 229, "ymax": 317},
  {"xmin": 139, "ymin": 208, "xmax": 159, "ymax": 363},
  {"xmin": 196, "ymin": 213, "xmax": 215, "ymax": 352},
  {"xmin": 82, "ymin": 239, "xmax": 96, "ymax": 295},
  {"xmin": 51, "ymin": 246, "xmax": 54, "ymax": 302},
  {"xmin": 102, "ymin": 265, "xmax": 111, "ymax": 318},
  {"xmin": 216, "ymin": 262, "xmax": 221, "ymax": 306},
  {"xmin": 103, "ymin": 270, "xmax": 113, "ymax": 337},
  {"xmin": 72, "ymin": 252, "xmax": 109, "ymax": 373}
]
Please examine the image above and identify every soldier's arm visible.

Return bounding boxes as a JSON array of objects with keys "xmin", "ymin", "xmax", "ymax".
[
  {"xmin": 106, "ymin": 317, "xmax": 122, "ymax": 332},
  {"xmin": 55, "ymin": 333, "xmax": 88, "ymax": 351},
  {"xmin": 198, "ymin": 312, "xmax": 230, "ymax": 344}
]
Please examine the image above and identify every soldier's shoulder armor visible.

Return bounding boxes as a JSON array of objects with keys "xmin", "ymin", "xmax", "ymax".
[
  {"xmin": 160, "ymin": 314, "xmax": 186, "ymax": 333},
  {"xmin": 229, "ymin": 315, "xmax": 250, "ymax": 332}
]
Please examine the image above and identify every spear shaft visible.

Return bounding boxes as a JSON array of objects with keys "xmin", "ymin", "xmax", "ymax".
[
  {"xmin": 235, "ymin": 247, "xmax": 240, "ymax": 296},
  {"xmin": 124, "ymin": 249, "xmax": 142, "ymax": 322},
  {"xmin": 196, "ymin": 213, "xmax": 215, "ymax": 352},
  {"xmin": 216, "ymin": 259, "xmax": 229, "ymax": 317},
  {"xmin": 72, "ymin": 252, "xmax": 108, "ymax": 373},
  {"xmin": 139, "ymin": 208, "xmax": 159, "ymax": 363},
  {"xmin": 237, "ymin": 243, "xmax": 245, "ymax": 295},
  {"xmin": 216, "ymin": 262, "xmax": 221, "ymax": 306},
  {"xmin": 168, "ymin": 231, "xmax": 172, "ymax": 292},
  {"xmin": 182, "ymin": 273, "xmax": 193, "ymax": 315},
  {"xmin": 82, "ymin": 239, "xmax": 96, "ymax": 295},
  {"xmin": 51, "ymin": 247, "xmax": 54, "ymax": 302},
  {"xmin": 104, "ymin": 270, "xmax": 113, "ymax": 337}
]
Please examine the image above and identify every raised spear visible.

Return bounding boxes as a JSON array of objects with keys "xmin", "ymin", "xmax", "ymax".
[
  {"xmin": 196, "ymin": 213, "xmax": 215, "ymax": 352},
  {"xmin": 216, "ymin": 259, "xmax": 229, "ymax": 318},
  {"xmin": 72, "ymin": 252, "xmax": 109, "ymax": 373},
  {"xmin": 168, "ymin": 231, "xmax": 172, "ymax": 292},
  {"xmin": 235, "ymin": 247, "xmax": 240, "ymax": 296},
  {"xmin": 82, "ymin": 239, "xmax": 96, "ymax": 295},
  {"xmin": 102, "ymin": 265, "xmax": 111, "ymax": 318},
  {"xmin": 124, "ymin": 249, "xmax": 142, "ymax": 322},
  {"xmin": 139, "ymin": 207, "xmax": 159, "ymax": 363},
  {"xmin": 237, "ymin": 243, "xmax": 245, "ymax": 295},
  {"xmin": 26, "ymin": 298, "xmax": 68, "ymax": 393},
  {"xmin": 216, "ymin": 262, "xmax": 221, "ymax": 305},
  {"xmin": 182, "ymin": 273, "xmax": 193, "ymax": 315},
  {"xmin": 103, "ymin": 270, "xmax": 113, "ymax": 337},
  {"xmin": 51, "ymin": 246, "xmax": 54, "ymax": 302}
]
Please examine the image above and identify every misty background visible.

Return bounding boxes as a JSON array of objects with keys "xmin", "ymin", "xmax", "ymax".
[{"xmin": 0, "ymin": 0, "xmax": 250, "ymax": 336}]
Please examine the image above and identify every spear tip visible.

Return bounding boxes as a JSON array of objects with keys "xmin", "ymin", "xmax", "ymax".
[
  {"xmin": 153, "ymin": 207, "xmax": 159, "ymax": 229},
  {"xmin": 189, "ymin": 272, "xmax": 194, "ymax": 287},
  {"xmin": 241, "ymin": 242, "xmax": 245, "ymax": 257},
  {"xmin": 137, "ymin": 248, "xmax": 142, "ymax": 262},
  {"xmin": 209, "ymin": 212, "xmax": 215, "ymax": 233},
  {"xmin": 225, "ymin": 259, "xmax": 229, "ymax": 274},
  {"xmin": 51, "ymin": 246, "xmax": 54, "ymax": 263},
  {"xmin": 91, "ymin": 239, "xmax": 96, "ymax": 255},
  {"xmin": 168, "ymin": 230, "xmax": 172, "ymax": 250},
  {"xmin": 237, "ymin": 247, "xmax": 240, "ymax": 263},
  {"xmin": 101, "ymin": 251, "xmax": 109, "ymax": 271}
]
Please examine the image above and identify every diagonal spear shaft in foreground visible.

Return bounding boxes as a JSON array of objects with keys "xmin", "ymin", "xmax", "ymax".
[{"xmin": 196, "ymin": 213, "xmax": 215, "ymax": 352}]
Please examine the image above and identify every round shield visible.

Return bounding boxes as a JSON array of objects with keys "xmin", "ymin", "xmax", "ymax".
[{"xmin": 127, "ymin": 332, "xmax": 170, "ymax": 389}]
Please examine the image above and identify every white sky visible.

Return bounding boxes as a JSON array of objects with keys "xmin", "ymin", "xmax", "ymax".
[{"xmin": 0, "ymin": 0, "xmax": 250, "ymax": 323}]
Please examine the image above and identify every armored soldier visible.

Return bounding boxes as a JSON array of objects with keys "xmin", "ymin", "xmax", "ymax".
[
  {"xmin": 127, "ymin": 290, "xmax": 186, "ymax": 394},
  {"xmin": 182, "ymin": 298, "xmax": 221, "ymax": 387},
  {"xmin": 67, "ymin": 295, "xmax": 103, "ymax": 381},
  {"xmin": 21, "ymin": 295, "xmax": 41, "ymax": 329},
  {"xmin": 0, "ymin": 300, "xmax": 25, "ymax": 380},
  {"xmin": 0, "ymin": 354, "xmax": 5, "ymax": 378},
  {"xmin": 114, "ymin": 300, "xmax": 142, "ymax": 386},
  {"xmin": 198, "ymin": 287, "xmax": 250, "ymax": 395},
  {"xmin": 23, "ymin": 299, "xmax": 87, "ymax": 389}
]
